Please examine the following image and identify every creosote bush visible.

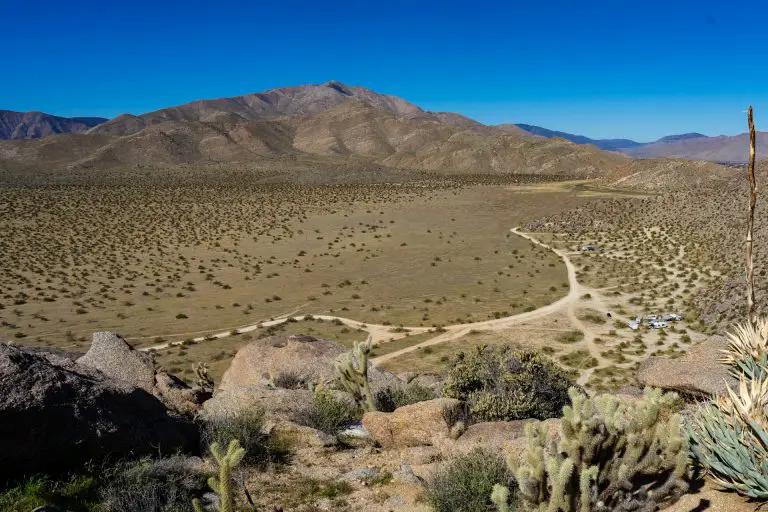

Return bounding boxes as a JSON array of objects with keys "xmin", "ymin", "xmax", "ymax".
[
  {"xmin": 101, "ymin": 455, "xmax": 207, "ymax": 512},
  {"xmin": 199, "ymin": 407, "xmax": 276, "ymax": 466},
  {"xmin": 292, "ymin": 387, "xmax": 359, "ymax": 435},
  {"xmin": 442, "ymin": 346, "xmax": 574, "ymax": 421},
  {"xmin": 374, "ymin": 382, "xmax": 436, "ymax": 412},
  {"xmin": 426, "ymin": 448, "xmax": 511, "ymax": 512}
]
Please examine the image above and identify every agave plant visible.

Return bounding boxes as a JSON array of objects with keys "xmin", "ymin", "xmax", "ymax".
[
  {"xmin": 690, "ymin": 319, "xmax": 768, "ymax": 500},
  {"xmin": 720, "ymin": 317, "xmax": 768, "ymax": 367}
]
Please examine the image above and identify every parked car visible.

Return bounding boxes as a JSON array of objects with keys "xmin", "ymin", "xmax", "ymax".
[{"xmin": 649, "ymin": 320, "xmax": 668, "ymax": 329}]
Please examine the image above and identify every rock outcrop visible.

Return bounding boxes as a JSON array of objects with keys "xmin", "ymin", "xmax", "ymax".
[
  {"xmin": 77, "ymin": 331, "xmax": 156, "ymax": 392},
  {"xmin": 220, "ymin": 334, "xmax": 399, "ymax": 391},
  {"xmin": 362, "ymin": 398, "xmax": 464, "ymax": 449},
  {"xmin": 637, "ymin": 336, "xmax": 735, "ymax": 397},
  {"xmin": 0, "ymin": 344, "xmax": 198, "ymax": 481},
  {"xmin": 76, "ymin": 331, "xmax": 209, "ymax": 415}
]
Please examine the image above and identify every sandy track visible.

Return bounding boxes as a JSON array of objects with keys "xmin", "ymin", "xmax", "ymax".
[
  {"xmin": 139, "ymin": 228, "xmax": 686, "ymax": 391},
  {"xmin": 139, "ymin": 228, "xmax": 570, "ymax": 353}
]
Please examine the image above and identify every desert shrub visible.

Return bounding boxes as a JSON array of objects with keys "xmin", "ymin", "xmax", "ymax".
[
  {"xmin": 272, "ymin": 370, "xmax": 307, "ymax": 390},
  {"xmin": 0, "ymin": 474, "xmax": 101, "ymax": 512},
  {"xmin": 442, "ymin": 347, "xmax": 573, "ymax": 421},
  {"xmin": 199, "ymin": 407, "xmax": 272, "ymax": 465},
  {"xmin": 292, "ymin": 389, "xmax": 358, "ymax": 435},
  {"xmin": 100, "ymin": 455, "xmax": 206, "ymax": 512},
  {"xmin": 556, "ymin": 330, "xmax": 584, "ymax": 344},
  {"xmin": 508, "ymin": 387, "xmax": 688, "ymax": 512},
  {"xmin": 374, "ymin": 382, "xmax": 436, "ymax": 412},
  {"xmin": 426, "ymin": 448, "xmax": 510, "ymax": 512}
]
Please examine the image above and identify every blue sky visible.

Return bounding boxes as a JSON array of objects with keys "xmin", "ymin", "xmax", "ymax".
[{"xmin": 3, "ymin": 0, "xmax": 766, "ymax": 141}]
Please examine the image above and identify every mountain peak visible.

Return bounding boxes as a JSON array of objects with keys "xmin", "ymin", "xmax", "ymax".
[{"xmin": 322, "ymin": 80, "xmax": 353, "ymax": 95}]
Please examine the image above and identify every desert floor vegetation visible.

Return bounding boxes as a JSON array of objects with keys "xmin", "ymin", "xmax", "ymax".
[{"xmin": 1, "ymin": 170, "xmax": 599, "ymax": 378}]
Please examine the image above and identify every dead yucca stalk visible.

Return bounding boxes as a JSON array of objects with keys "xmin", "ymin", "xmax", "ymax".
[{"xmin": 747, "ymin": 105, "xmax": 758, "ymax": 326}]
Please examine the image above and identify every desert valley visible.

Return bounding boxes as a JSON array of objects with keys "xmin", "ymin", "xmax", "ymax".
[{"xmin": 2, "ymin": 78, "xmax": 768, "ymax": 512}]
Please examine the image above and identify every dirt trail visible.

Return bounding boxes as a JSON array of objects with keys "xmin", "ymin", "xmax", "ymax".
[
  {"xmin": 138, "ymin": 228, "xmax": 689, "ymax": 390},
  {"xmin": 372, "ymin": 228, "xmax": 584, "ymax": 364},
  {"xmin": 139, "ymin": 228, "xmax": 577, "ymax": 353}
]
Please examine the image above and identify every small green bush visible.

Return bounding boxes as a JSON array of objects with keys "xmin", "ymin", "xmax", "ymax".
[
  {"xmin": 199, "ymin": 407, "xmax": 274, "ymax": 465},
  {"xmin": 442, "ymin": 347, "xmax": 574, "ymax": 421},
  {"xmin": 425, "ymin": 448, "xmax": 510, "ymax": 512},
  {"xmin": 374, "ymin": 383, "xmax": 436, "ymax": 412},
  {"xmin": 0, "ymin": 474, "xmax": 101, "ymax": 512},
  {"xmin": 100, "ymin": 456, "xmax": 206, "ymax": 512},
  {"xmin": 292, "ymin": 390, "xmax": 359, "ymax": 435}
]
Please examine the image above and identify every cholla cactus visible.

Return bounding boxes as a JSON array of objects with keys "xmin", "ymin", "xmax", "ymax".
[
  {"xmin": 334, "ymin": 335, "xmax": 376, "ymax": 413},
  {"xmin": 192, "ymin": 440, "xmax": 246, "ymax": 512},
  {"xmin": 508, "ymin": 387, "xmax": 688, "ymax": 512},
  {"xmin": 194, "ymin": 361, "xmax": 215, "ymax": 390}
]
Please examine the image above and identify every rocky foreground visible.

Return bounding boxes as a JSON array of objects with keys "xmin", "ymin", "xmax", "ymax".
[{"xmin": 0, "ymin": 331, "xmax": 756, "ymax": 511}]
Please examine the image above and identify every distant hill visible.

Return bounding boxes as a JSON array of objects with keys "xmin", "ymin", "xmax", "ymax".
[
  {"xmin": 513, "ymin": 124, "xmax": 763, "ymax": 163},
  {"xmin": 621, "ymin": 132, "xmax": 768, "ymax": 163},
  {"xmin": 0, "ymin": 81, "xmax": 729, "ymax": 189},
  {"xmin": 0, "ymin": 110, "xmax": 106, "ymax": 140},
  {"xmin": 512, "ymin": 124, "xmax": 644, "ymax": 151}
]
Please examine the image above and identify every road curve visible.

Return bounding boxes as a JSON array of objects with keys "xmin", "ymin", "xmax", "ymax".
[{"xmin": 371, "ymin": 228, "xmax": 582, "ymax": 364}]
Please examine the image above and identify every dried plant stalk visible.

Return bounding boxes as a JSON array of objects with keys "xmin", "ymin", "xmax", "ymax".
[{"xmin": 747, "ymin": 106, "xmax": 758, "ymax": 326}]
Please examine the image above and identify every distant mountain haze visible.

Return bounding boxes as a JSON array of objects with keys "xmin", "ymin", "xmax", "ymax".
[
  {"xmin": 512, "ymin": 124, "xmax": 644, "ymax": 151},
  {"xmin": 513, "ymin": 124, "xmax": 762, "ymax": 163},
  {"xmin": 0, "ymin": 110, "xmax": 106, "ymax": 140}
]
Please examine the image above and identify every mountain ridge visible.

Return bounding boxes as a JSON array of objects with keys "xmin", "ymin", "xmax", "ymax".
[
  {"xmin": 0, "ymin": 110, "xmax": 107, "ymax": 140},
  {"xmin": 0, "ymin": 81, "xmax": 733, "ymax": 188}
]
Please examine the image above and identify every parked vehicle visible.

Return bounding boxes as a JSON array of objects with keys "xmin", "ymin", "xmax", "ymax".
[
  {"xmin": 662, "ymin": 314, "xmax": 682, "ymax": 321},
  {"xmin": 649, "ymin": 320, "xmax": 668, "ymax": 329}
]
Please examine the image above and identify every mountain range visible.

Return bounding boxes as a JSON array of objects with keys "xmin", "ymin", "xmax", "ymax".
[
  {"xmin": 0, "ymin": 81, "xmax": 736, "ymax": 188},
  {"xmin": 512, "ymin": 124, "xmax": 764, "ymax": 163},
  {"xmin": 0, "ymin": 111, "xmax": 106, "ymax": 140}
]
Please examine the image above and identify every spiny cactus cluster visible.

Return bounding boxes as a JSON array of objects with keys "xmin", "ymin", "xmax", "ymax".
[
  {"xmin": 195, "ymin": 361, "xmax": 215, "ymax": 390},
  {"xmin": 500, "ymin": 387, "xmax": 688, "ymax": 512},
  {"xmin": 192, "ymin": 440, "xmax": 246, "ymax": 512},
  {"xmin": 690, "ymin": 318, "xmax": 768, "ymax": 500},
  {"xmin": 334, "ymin": 336, "xmax": 376, "ymax": 413}
]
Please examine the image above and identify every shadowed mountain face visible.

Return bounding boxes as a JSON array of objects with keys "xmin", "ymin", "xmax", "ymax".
[
  {"xmin": 0, "ymin": 81, "xmax": 731, "ymax": 185},
  {"xmin": 512, "ymin": 124, "xmax": 644, "ymax": 151},
  {"xmin": 0, "ymin": 110, "xmax": 107, "ymax": 140}
]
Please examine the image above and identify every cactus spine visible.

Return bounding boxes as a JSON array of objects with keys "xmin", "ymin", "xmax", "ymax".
[
  {"xmin": 334, "ymin": 335, "xmax": 376, "ymax": 412},
  {"xmin": 192, "ymin": 439, "xmax": 246, "ymax": 512},
  {"xmin": 509, "ymin": 387, "xmax": 688, "ymax": 512}
]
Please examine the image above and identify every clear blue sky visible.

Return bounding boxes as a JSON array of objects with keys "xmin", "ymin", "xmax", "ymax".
[{"xmin": 3, "ymin": 0, "xmax": 767, "ymax": 141}]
